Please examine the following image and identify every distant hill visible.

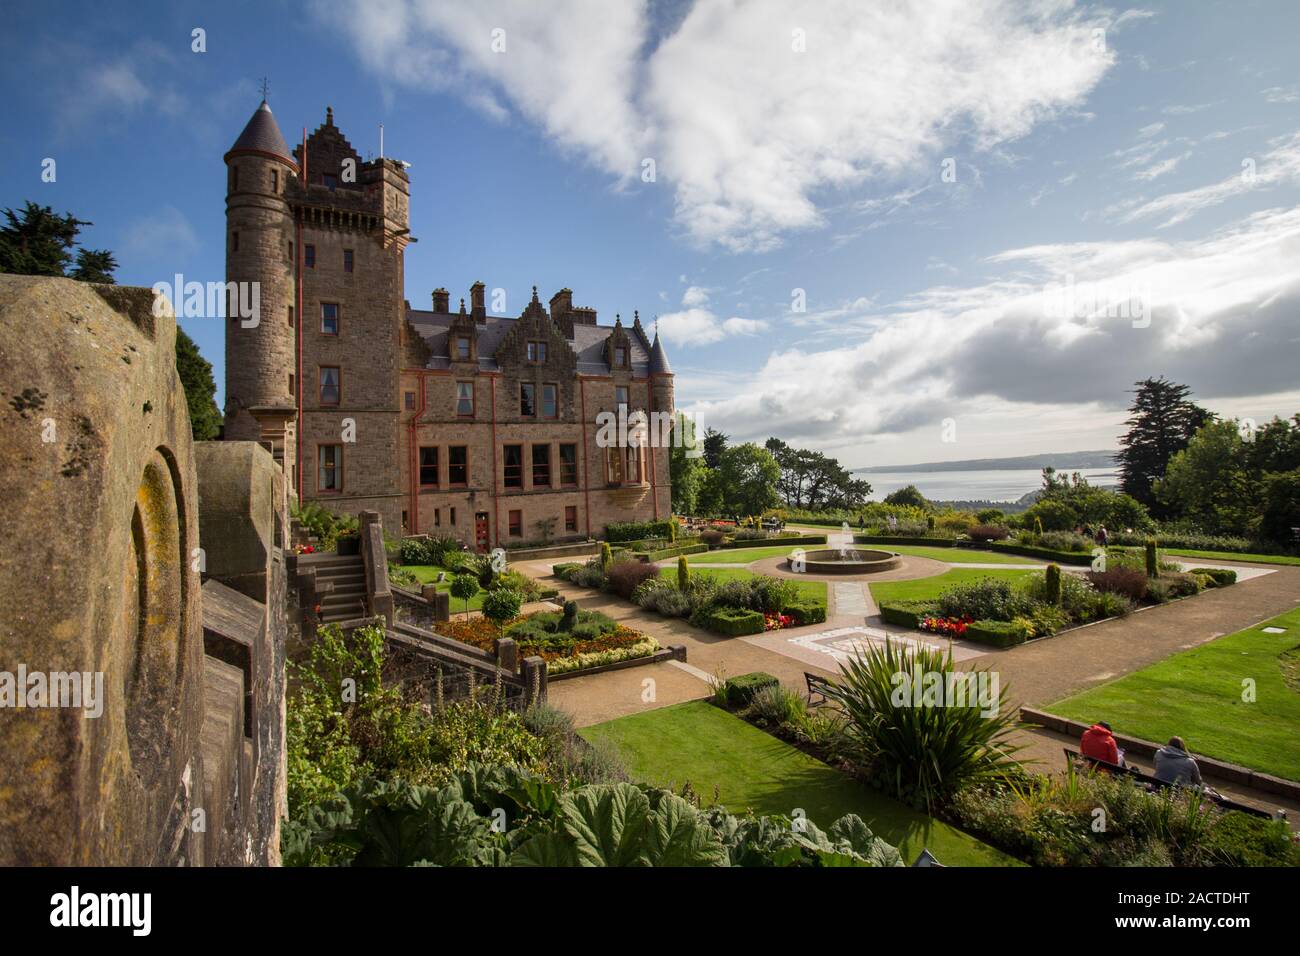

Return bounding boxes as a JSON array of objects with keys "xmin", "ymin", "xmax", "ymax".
[{"xmin": 854, "ymin": 450, "xmax": 1118, "ymax": 473}]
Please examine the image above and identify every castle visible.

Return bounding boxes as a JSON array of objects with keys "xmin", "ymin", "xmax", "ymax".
[{"xmin": 224, "ymin": 101, "xmax": 676, "ymax": 550}]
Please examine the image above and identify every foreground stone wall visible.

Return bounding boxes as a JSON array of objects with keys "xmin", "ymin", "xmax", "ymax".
[{"xmin": 0, "ymin": 276, "xmax": 288, "ymax": 866}]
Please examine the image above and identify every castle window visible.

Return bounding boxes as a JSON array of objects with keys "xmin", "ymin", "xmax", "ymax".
[
  {"xmin": 271, "ymin": 169, "xmax": 279, "ymax": 192},
  {"xmin": 230, "ymin": 165, "xmax": 239, "ymax": 190},
  {"xmin": 343, "ymin": 249, "xmax": 354, "ymax": 273},
  {"xmin": 448, "ymin": 446, "xmax": 468, "ymax": 486},
  {"xmin": 527, "ymin": 340, "xmax": 547, "ymax": 363},
  {"xmin": 433, "ymin": 508, "xmax": 441, "ymax": 527},
  {"xmin": 560, "ymin": 444, "xmax": 578, "ymax": 486},
  {"xmin": 565, "ymin": 506, "xmax": 578, "ymax": 533},
  {"xmin": 541, "ymin": 384, "xmax": 558, "ymax": 419},
  {"xmin": 614, "ymin": 346, "xmax": 627, "ymax": 367},
  {"xmin": 319, "ymin": 366, "xmax": 340, "ymax": 406},
  {"xmin": 520, "ymin": 383, "xmax": 536, "ymax": 417},
  {"xmin": 404, "ymin": 390, "xmax": 415, "ymax": 410},
  {"xmin": 321, "ymin": 302, "xmax": 339, "ymax": 335},
  {"xmin": 305, "ymin": 244, "xmax": 316, "ymax": 269},
  {"xmin": 450, "ymin": 507, "xmax": 457, "ymax": 526},
  {"xmin": 508, "ymin": 510, "xmax": 523, "ymax": 537},
  {"xmin": 605, "ymin": 447, "xmax": 623, "ymax": 485},
  {"xmin": 455, "ymin": 381, "xmax": 474, "ymax": 417},
  {"xmin": 615, "ymin": 385, "xmax": 629, "ymax": 409},
  {"xmin": 532, "ymin": 445, "xmax": 551, "ymax": 487},
  {"xmin": 317, "ymin": 445, "xmax": 341, "ymax": 493},
  {"xmin": 625, "ymin": 446, "xmax": 642, "ymax": 484},
  {"xmin": 455, "ymin": 336, "xmax": 471, "ymax": 361},
  {"xmin": 419, "ymin": 447, "xmax": 439, "ymax": 487},
  {"xmin": 289, "ymin": 373, "xmax": 295, "ymax": 397},
  {"xmin": 288, "ymin": 306, "xmax": 294, "ymax": 328},
  {"xmin": 503, "ymin": 445, "xmax": 523, "ymax": 489}
]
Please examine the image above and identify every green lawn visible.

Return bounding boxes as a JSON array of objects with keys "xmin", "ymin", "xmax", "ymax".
[
  {"xmin": 869, "ymin": 567, "xmax": 1038, "ymax": 606},
  {"xmin": 583, "ymin": 701, "xmax": 1019, "ymax": 867},
  {"xmin": 660, "ymin": 566, "xmax": 827, "ymax": 607},
  {"xmin": 395, "ymin": 565, "xmax": 487, "ymax": 610},
  {"xmin": 1158, "ymin": 548, "xmax": 1300, "ymax": 567},
  {"xmin": 693, "ymin": 544, "xmax": 805, "ymax": 563},
  {"xmin": 886, "ymin": 544, "xmax": 1037, "ymax": 565},
  {"xmin": 1050, "ymin": 607, "xmax": 1300, "ymax": 781}
]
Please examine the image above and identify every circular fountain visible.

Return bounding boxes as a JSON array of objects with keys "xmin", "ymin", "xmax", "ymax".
[{"xmin": 788, "ymin": 548, "xmax": 902, "ymax": 575}]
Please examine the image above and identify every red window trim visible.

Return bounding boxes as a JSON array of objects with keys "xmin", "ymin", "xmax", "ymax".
[
  {"xmin": 503, "ymin": 443, "xmax": 524, "ymax": 489},
  {"xmin": 316, "ymin": 444, "xmax": 343, "ymax": 495},
  {"xmin": 455, "ymin": 380, "xmax": 476, "ymax": 418},
  {"xmin": 320, "ymin": 302, "xmax": 340, "ymax": 336},
  {"xmin": 448, "ymin": 444, "xmax": 470, "ymax": 488},
  {"xmin": 319, "ymin": 365, "xmax": 341, "ymax": 406},
  {"xmin": 418, "ymin": 445, "xmax": 440, "ymax": 488}
]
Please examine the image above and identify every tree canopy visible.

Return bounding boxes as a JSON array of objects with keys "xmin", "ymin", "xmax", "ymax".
[{"xmin": 1116, "ymin": 377, "xmax": 1212, "ymax": 511}]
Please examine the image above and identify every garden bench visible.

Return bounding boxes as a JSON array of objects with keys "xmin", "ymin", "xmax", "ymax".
[
  {"xmin": 805, "ymin": 672, "xmax": 834, "ymax": 706},
  {"xmin": 1063, "ymin": 748, "xmax": 1277, "ymax": 820}
]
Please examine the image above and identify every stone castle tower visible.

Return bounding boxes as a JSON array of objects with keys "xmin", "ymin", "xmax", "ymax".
[{"xmin": 223, "ymin": 99, "xmax": 673, "ymax": 548}]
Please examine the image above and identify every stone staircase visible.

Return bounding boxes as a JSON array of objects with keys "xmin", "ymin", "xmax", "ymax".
[{"xmin": 312, "ymin": 553, "xmax": 367, "ymax": 624}]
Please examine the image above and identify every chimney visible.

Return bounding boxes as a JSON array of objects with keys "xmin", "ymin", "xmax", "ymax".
[
  {"xmin": 549, "ymin": 287, "xmax": 573, "ymax": 320},
  {"xmin": 470, "ymin": 281, "xmax": 486, "ymax": 321},
  {"xmin": 432, "ymin": 287, "xmax": 449, "ymax": 313}
]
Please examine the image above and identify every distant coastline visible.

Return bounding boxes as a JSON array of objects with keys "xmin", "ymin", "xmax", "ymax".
[{"xmin": 854, "ymin": 449, "xmax": 1118, "ymax": 474}]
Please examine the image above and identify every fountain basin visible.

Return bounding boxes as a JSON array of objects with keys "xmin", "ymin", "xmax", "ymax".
[{"xmin": 788, "ymin": 548, "xmax": 902, "ymax": 575}]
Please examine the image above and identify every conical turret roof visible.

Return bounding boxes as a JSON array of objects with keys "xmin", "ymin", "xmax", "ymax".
[
  {"xmin": 649, "ymin": 332, "xmax": 672, "ymax": 375},
  {"xmin": 227, "ymin": 100, "xmax": 293, "ymax": 163}
]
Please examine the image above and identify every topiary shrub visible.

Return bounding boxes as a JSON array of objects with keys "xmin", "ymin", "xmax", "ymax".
[
  {"xmin": 879, "ymin": 600, "xmax": 940, "ymax": 629},
  {"xmin": 600, "ymin": 542, "xmax": 613, "ymax": 572},
  {"xmin": 699, "ymin": 529, "xmax": 725, "ymax": 547},
  {"xmin": 1188, "ymin": 567, "xmax": 1236, "ymax": 587},
  {"xmin": 481, "ymin": 587, "xmax": 523, "ymax": 631},
  {"xmin": 604, "ymin": 559, "xmax": 659, "ymax": 599},
  {"xmin": 722, "ymin": 672, "xmax": 779, "ymax": 707},
  {"xmin": 1145, "ymin": 538, "xmax": 1159, "ymax": 578},
  {"xmin": 1045, "ymin": 563, "xmax": 1062, "ymax": 605},
  {"xmin": 677, "ymin": 555, "xmax": 690, "ymax": 591},
  {"xmin": 964, "ymin": 619, "xmax": 1032, "ymax": 647},
  {"xmin": 560, "ymin": 599, "xmax": 578, "ymax": 630},
  {"xmin": 785, "ymin": 600, "xmax": 826, "ymax": 626},
  {"xmin": 449, "ymin": 573, "xmax": 480, "ymax": 620},
  {"xmin": 968, "ymin": 524, "xmax": 1011, "ymax": 543},
  {"xmin": 701, "ymin": 607, "xmax": 765, "ymax": 636}
]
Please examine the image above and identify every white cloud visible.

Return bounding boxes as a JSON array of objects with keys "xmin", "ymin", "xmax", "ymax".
[
  {"xmin": 656, "ymin": 284, "xmax": 768, "ymax": 346},
  {"xmin": 683, "ymin": 202, "xmax": 1300, "ymax": 456},
  {"xmin": 317, "ymin": 0, "xmax": 1116, "ymax": 251}
]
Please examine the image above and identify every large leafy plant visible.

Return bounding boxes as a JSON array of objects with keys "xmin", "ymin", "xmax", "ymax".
[{"xmin": 823, "ymin": 639, "xmax": 1021, "ymax": 811}]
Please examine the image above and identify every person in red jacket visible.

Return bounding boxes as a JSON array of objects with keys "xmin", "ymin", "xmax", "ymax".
[{"xmin": 1079, "ymin": 721, "xmax": 1126, "ymax": 767}]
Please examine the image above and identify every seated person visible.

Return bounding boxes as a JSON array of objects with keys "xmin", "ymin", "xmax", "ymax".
[
  {"xmin": 1153, "ymin": 736, "xmax": 1219, "ymax": 797},
  {"xmin": 1079, "ymin": 721, "xmax": 1126, "ymax": 767}
]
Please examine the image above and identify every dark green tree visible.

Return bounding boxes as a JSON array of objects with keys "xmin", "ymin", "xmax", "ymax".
[
  {"xmin": 0, "ymin": 201, "xmax": 90, "ymax": 277},
  {"xmin": 669, "ymin": 412, "xmax": 707, "ymax": 514},
  {"xmin": 883, "ymin": 484, "xmax": 930, "ymax": 511},
  {"xmin": 714, "ymin": 443, "xmax": 780, "ymax": 516},
  {"xmin": 702, "ymin": 427, "xmax": 728, "ymax": 469},
  {"xmin": 1116, "ymin": 377, "xmax": 1212, "ymax": 510},
  {"xmin": 175, "ymin": 327, "xmax": 223, "ymax": 440},
  {"xmin": 70, "ymin": 248, "xmax": 119, "ymax": 283}
]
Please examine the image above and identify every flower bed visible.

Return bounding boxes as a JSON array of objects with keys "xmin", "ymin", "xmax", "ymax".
[
  {"xmin": 437, "ymin": 612, "xmax": 661, "ymax": 675},
  {"xmin": 919, "ymin": 614, "xmax": 971, "ymax": 638}
]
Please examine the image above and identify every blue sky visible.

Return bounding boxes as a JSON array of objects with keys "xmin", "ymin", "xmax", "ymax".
[{"xmin": 3, "ymin": 0, "xmax": 1298, "ymax": 467}]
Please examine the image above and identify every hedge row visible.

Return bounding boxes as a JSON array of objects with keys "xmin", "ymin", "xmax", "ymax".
[
  {"xmin": 723, "ymin": 672, "xmax": 779, "ymax": 706},
  {"xmin": 606, "ymin": 520, "xmax": 676, "ymax": 543},
  {"xmin": 716, "ymin": 534, "xmax": 827, "ymax": 549},
  {"xmin": 878, "ymin": 600, "xmax": 939, "ymax": 629},
  {"xmin": 701, "ymin": 607, "xmax": 766, "ymax": 636},
  {"xmin": 1189, "ymin": 567, "xmax": 1238, "ymax": 587},
  {"xmin": 634, "ymin": 543, "xmax": 710, "ymax": 562},
  {"xmin": 852, "ymin": 535, "xmax": 958, "ymax": 547},
  {"xmin": 785, "ymin": 600, "xmax": 826, "ymax": 626},
  {"xmin": 964, "ymin": 620, "xmax": 1030, "ymax": 648},
  {"xmin": 986, "ymin": 541, "xmax": 1095, "ymax": 565}
]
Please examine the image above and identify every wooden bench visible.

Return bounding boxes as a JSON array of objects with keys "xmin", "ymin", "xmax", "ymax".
[
  {"xmin": 1063, "ymin": 747, "xmax": 1278, "ymax": 820},
  {"xmin": 805, "ymin": 672, "xmax": 834, "ymax": 706}
]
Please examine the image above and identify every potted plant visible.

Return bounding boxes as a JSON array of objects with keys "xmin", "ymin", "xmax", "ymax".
[{"xmin": 335, "ymin": 528, "xmax": 361, "ymax": 556}]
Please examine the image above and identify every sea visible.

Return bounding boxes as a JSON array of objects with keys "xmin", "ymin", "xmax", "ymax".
[{"xmin": 864, "ymin": 467, "xmax": 1120, "ymax": 504}]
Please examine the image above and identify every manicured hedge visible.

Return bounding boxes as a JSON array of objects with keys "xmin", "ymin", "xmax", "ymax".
[
  {"xmin": 702, "ymin": 607, "xmax": 766, "ymax": 636},
  {"xmin": 606, "ymin": 520, "xmax": 675, "ymax": 543},
  {"xmin": 553, "ymin": 562, "xmax": 582, "ymax": 579},
  {"xmin": 1189, "ymin": 567, "xmax": 1238, "ymax": 587},
  {"xmin": 853, "ymin": 535, "xmax": 959, "ymax": 547},
  {"xmin": 878, "ymin": 600, "xmax": 940, "ymax": 629},
  {"xmin": 716, "ymin": 534, "xmax": 827, "ymax": 549},
  {"xmin": 723, "ymin": 672, "xmax": 779, "ymax": 707},
  {"xmin": 964, "ymin": 619, "xmax": 1031, "ymax": 648},
  {"xmin": 785, "ymin": 600, "xmax": 826, "ymax": 626},
  {"xmin": 986, "ymin": 541, "xmax": 1094, "ymax": 565}
]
